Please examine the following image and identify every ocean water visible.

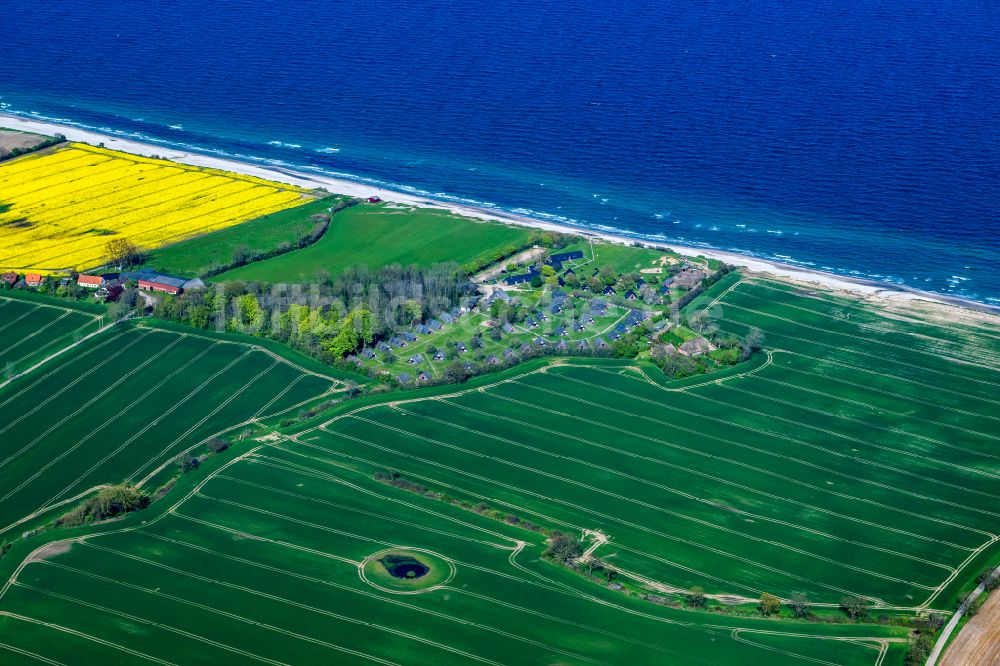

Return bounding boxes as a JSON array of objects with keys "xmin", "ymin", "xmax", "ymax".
[{"xmin": 2, "ymin": 0, "xmax": 998, "ymax": 304}]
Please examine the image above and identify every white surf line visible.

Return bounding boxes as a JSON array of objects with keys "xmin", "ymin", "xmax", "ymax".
[
  {"xmin": 358, "ymin": 411, "xmax": 943, "ymax": 592},
  {"xmin": 741, "ymin": 278, "xmax": 1000, "ymax": 345},
  {"xmin": 122, "ymin": 354, "xmax": 278, "ymax": 485},
  {"xmin": 428, "ymin": 398, "xmax": 960, "ymax": 566},
  {"xmin": 27, "ymin": 342, "xmax": 228, "ymax": 512},
  {"xmin": 727, "ymin": 285, "xmax": 1000, "ymax": 368},
  {"xmin": 544, "ymin": 371, "xmax": 1000, "ymax": 499},
  {"xmin": 324, "ymin": 425, "xmax": 889, "ymax": 602},
  {"xmin": 0, "ymin": 611, "xmax": 175, "ymax": 665},
  {"xmin": 719, "ymin": 318, "xmax": 1000, "ymax": 405},
  {"xmin": 12, "ymin": 582, "xmax": 297, "ymax": 666},
  {"xmin": 0, "ymin": 328, "xmax": 138, "ymax": 434},
  {"xmin": 508, "ymin": 376, "xmax": 1000, "ymax": 525},
  {"xmin": 57, "ymin": 550, "xmax": 505, "ymax": 666},
  {"xmin": 770, "ymin": 357, "xmax": 1000, "ymax": 424},
  {"xmin": 721, "ymin": 300, "xmax": 1000, "ymax": 374},
  {"xmin": 462, "ymin": 391, "xmax": 978, "ymax": 550},
  {"xmin": 0, "ymin": 331, "xmax": 173, "ymax": 469}
]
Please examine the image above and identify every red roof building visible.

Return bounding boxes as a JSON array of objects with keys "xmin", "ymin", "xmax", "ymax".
[
  {"xmin": 138, "ymin": 278, "xmax": 182, "ymax": 295},
  {"xmin": 25, "ymin": 274, "xmax": 44, "ymax": 287},
  {"xmin": 1, "ymin": 272, "xmax": 17, "ymax": 286},
  {"xmin": 77, "ymin": 274, "xmax": 104, "ymax": 288}
]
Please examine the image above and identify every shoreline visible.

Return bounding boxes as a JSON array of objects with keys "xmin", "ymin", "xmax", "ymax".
[{"xmin": 2, "ymin": 111, "xmax": 997, "ymax": 315}]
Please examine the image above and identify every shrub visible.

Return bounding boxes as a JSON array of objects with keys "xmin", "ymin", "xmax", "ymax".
[{"xmin": 55, "ymin": 484, "xmax": 150, "ymax": 527}]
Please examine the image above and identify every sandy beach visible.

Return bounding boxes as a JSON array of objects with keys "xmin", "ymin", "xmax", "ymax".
[{"xmin": 1, "ymin": 112, "xmax": 995, "ymax": 314}]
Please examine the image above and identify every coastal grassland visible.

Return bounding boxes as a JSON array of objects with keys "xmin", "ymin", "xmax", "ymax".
[
  {"xmin": 141, "ymin": 196, "xmax": 345, "ymax": 277},
  {"xmin": 0, "ymin": 321, "xmax": 342, "ymax": 539},
  {"xmin": 217, "ymin": 203, "xmax": 539, "ymax": 283},
  {"xmin": 0, "ymin": 293, "xmax": 104, "ymax": 377},
  {"xmin": 0, "ymin": 447, "xmax": 906, "ymax": 665},
  {"xmin": 306, "ymin": 275, "xmax": 1000, "ymax": 612},
  {"xmin": 0, "ymin": 143, "xmax": 311, "ymax": 274}
]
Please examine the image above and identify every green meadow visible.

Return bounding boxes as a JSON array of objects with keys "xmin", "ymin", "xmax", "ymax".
[
  {"xmin": 218, "ymin": 204, "xmax": 538, "ymax": 282},
  {"xmin": 141, "ymin": 196, "xmax": 343, "ymax": 277}
]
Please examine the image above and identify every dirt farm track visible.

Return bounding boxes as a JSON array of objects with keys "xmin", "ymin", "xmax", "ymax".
[{"xmin": 940, "ymin": 591, "xmax": 1000, "ymax": 666}]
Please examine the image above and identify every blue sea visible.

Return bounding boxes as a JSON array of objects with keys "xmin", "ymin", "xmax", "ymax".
[{"xmin": 2, "ymin": 0, "xmax": 998, "ymax": 304}]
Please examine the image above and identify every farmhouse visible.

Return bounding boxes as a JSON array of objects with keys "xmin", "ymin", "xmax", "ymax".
[
  {"xmin": 137, "ymin": 273, "xmax": 187, "ymax": 295},
  {"xmin": 679, "ymin": 337, "xmax": 713, "ymax": 356},
  {"xmin": 416, "ymin": 371, "xmax": 430, "ymax": 382},
  {"xmin": 415, "ymin": 324, "xmax": 431, "ymax": 335},
  {"xmin": 77, "ymin": 274, "xmax": 104, "ymax": 288},
  {"xmin": 503, "ymin": 348, "xmax": 516, "ymax": 359},
  {"xmin": 433, "ymin": 351, "xmax": 445, "ymax": 361},
  {"xmin": 603, "ymin": 286, "xmax": 616, "ymax": 296},
  {"xmin": 2, "ymin": 272, "xmax": 17, "ymax": 286},
  {"xmin": 403, "ymin": 332, "xmax": 418, "ymax": 342},
  {"xmin": 624, "ymin": 290, "xmax": 638, "ymax": 301},
  {"xmin": 25, "ymin": 274, "xmax": 44, "ymax": 287},
  {"xmin": 408, "ymin": 354, "xmax": 424, "ymax": 364}
]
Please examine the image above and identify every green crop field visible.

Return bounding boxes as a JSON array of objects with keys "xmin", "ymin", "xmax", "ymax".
[
  {"xmin": 218, "ymin": 204, "xmax": 538, "ymax": 283},
  {"xmin": 1, "ymin": 273, "xmax": 997, "ymax": 664},
  {"xmin": 0, "ymin": 439, "xmax": 906, "ymax": 665},
  {"xmin": 141, "ymin": 196, "xmax": 342, "ymax": 277},
  {"xmin": 0, "ymin": 294, "xmax": 104, "ymax": 377},
  {"xmin": 0, "ymin": 322, "xmax": 343, "ymax": 538}
]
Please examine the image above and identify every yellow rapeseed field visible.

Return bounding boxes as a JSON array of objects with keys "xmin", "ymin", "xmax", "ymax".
[{"xmin": 0, "ymin": 143, "xmax": 311, "ymax": 274}]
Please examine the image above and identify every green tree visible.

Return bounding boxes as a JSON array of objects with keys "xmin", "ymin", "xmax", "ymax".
[
  {"xmin": 759, "ymin": 593, "xmax": 781, "ymax": 616},
  {"xmin": 685, "ymin": 586, "xmax": 707, "ymax": 608},
  {"xmin": 839, "ymin": 596, "xmax": 871, "ymax": 620}
]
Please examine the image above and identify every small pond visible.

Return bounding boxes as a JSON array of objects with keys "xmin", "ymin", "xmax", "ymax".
[{"xmin": 379, "ymin": 554, "xmax": 430, "ymax": 579}]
